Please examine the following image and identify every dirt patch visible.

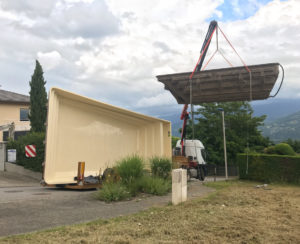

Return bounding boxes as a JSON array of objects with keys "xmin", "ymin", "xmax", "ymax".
[{"xmin": 1, "ymin": 181, "xmax": 299, "ymax": 244}]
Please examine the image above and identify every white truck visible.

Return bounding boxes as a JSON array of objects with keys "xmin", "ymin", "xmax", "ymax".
[{"xmin": 174, "ymin": 139, "xmax": 207, "ymax": 181}]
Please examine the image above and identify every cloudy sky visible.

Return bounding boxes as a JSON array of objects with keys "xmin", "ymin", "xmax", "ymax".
[{"xmin": 0, "ymin": 0, "xmax": 299, "ymax": 115}]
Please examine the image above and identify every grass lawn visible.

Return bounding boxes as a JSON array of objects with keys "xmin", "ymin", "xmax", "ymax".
[{"xmin": 1, "ymin": 180, "xmax": 299, "ymax": 244}]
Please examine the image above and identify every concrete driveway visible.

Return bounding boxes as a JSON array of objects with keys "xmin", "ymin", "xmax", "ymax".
[
  {"xmin": 0, "ymin": 171, "xmax": 40, "ymax": 188},
  {"xmin": 0, "ymin": 178, "xmax": 217, "ymax": 237}
]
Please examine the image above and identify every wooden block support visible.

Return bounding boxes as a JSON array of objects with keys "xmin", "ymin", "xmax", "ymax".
[{"xmin": 172, "ymin": 169, "xmax": 187, "ymax": 205}]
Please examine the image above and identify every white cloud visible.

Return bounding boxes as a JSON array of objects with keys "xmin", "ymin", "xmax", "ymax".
[
  {"xmin": 215, "ymin": 0, "xmax": 300, "ymax": 98},
  {"xmin": 136, "ymin": 92, "xmax": 176, "ymax": 108},
  {"xmin": 0, "ymin": 0, "xmax": 56, "ymax": 17},
  {"xmin": 1, "ymin": 0, "xmax": 120, "ymax": 39},
  {"xmin": 0, "ymin": 0, "xmax": 299, "ymax": 114},
  {"xmin": 37, "ymin": 51, "xmax": 62, "ymax": 71}
]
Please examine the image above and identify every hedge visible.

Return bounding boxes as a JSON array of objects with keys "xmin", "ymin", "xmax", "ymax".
[
  {"xmin": 7, "ymin": 132, "xmax": 45, "ymax": 172},
  {"xmin": 264, "ymin": 143, "xmax": 296, "ymax": 156},
  {"xmin": 237, "ymin": 153, "xmax": 300, "ymax": 184}
]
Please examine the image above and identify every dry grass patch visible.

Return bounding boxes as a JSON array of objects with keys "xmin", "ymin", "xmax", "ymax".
[{"xmin": 1, "ymin": 181, "xmax": 300, "ymax": 244}]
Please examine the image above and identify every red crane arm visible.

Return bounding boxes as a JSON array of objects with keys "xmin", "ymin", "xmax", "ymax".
[
  {"xmin": 180, "ymin": 104, "xmax": 189, "ymax": 155},
  {"xmin": 179, "ymin": 21, "xmax": 218, "ymax": 155}
]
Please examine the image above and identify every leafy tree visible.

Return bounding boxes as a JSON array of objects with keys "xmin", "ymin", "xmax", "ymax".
[
  {"xmin": 185, "ymin": 102, "xmax": 270, "ymax": 165},
  {"xmin": 29, "ymin": 60, "xmax": 48, "ymax": 132},
  {"xmin": 283, "ymin": 139, "xmax": 300, "ymax": 153},
  {"xmin": 172, "ymin": 136, "xmax": 180, "ymax": 148}
]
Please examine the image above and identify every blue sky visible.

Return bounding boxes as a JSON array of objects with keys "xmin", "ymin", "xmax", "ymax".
[{"xmin": 212, "ymin": 0, "xmax": 275, "ymax": 21}]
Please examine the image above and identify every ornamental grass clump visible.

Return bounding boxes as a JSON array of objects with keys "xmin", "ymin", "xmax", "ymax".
[
  {"xmin": 96, "ymin": 155, "xmax": 171, "ymax": 202},
  {"xmin": 150, "ymin": 157, "xmax": 172, "ymax": 179},
  {"xmin": 138, "ymin": 176, "xmax": 171, "ymax": 195},
  {"xmin": 116, "ymin": 155, "xmax": 144, "ymax": 184},
  {"xmin": 94, "ymin": 183, "xmax": 130, "ymax": 202}
]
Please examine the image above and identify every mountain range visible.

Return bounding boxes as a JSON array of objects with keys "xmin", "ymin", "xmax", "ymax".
[
  {"xmin": 135, "ymin": 98, "xmax": 300, "ymax": 142},
  {"xmin": 262, "ymin": 110, "xmax": 300, "ymax": 142}
]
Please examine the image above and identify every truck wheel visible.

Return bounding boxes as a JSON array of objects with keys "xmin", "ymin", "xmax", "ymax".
[
  {"xmin": 198, "ymin": 167, "xmax": 205, "ymax": 181},
  {"xmin": 187, "ymin": 170, "xmax": 192, "ymax": 182}
]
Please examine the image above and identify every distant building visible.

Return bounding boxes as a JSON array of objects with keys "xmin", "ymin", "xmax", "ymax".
[{"xmin": 0, "ymin": 89, "xmax": 30, "ymax": 142}]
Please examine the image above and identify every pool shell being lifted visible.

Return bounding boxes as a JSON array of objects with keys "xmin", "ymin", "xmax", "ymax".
[{"xmin": 156, "ymin": 63, "xmax": 280, "ymax": 104}]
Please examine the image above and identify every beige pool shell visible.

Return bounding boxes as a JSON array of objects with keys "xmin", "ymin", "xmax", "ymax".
[
  {"xmin": 44, "ymin": 88, "xmax": 171, "ymax": 185},
  {"xmin": 156, "ymin": 63, "xmax": 280, "ymax": 104}
]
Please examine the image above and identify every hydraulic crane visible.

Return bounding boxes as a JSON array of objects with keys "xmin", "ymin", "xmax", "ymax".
[
  {"xmin": 159, "ymin": 20, "xmax": 283, "ymax": 181},
  {"xmin": 173, "ymin": 21, "xmax": 218, "ymax": 181},
  {"xmin": 180, "ymin": 20, "xmax": 218, "ymax": 155}
]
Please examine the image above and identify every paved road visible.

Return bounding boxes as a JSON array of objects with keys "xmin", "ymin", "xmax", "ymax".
[
  {"xmin": 0, "ymin": 171, "xmax": 40, "ymax": 188},
  {"xmin": 0, "ymin": 173, "xmax": 236, "ymax": 237},
  {"xmin": 0, "ymin": 178, "xmax": 218, "ymax": 237}
]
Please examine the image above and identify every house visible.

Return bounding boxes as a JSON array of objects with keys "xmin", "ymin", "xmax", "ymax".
[{"xmin": 0, "ymin": 89, "xmax": 30, "ymax": 142}]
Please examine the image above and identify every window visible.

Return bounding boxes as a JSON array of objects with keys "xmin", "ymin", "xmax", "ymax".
[{"xmin": 20, "ymin": 108, "xmax": 29, "ymax": 121}]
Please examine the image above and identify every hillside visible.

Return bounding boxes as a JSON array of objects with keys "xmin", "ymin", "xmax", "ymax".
[
  {"xmin": 262, "ymin": 111, "xmax": 300, "ymax": 142},
  {"xmin": 134, "ymin": 98, "xmax": 300, "ymax": 139}
]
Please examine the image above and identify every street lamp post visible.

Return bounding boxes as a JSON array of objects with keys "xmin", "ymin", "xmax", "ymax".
[{"xmin": 218, "ymin": 108, "xmax": 228, "ymax": 180}]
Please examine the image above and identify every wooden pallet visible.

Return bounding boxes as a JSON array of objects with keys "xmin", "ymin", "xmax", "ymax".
[
  {"xmin": 43, "ymin": 183, "xmax": 102, "ymax": 190},
  {"xmin": 172, "ymin": 156, "xmax": 189, "ymax": 168},
  {"xmin": 156, "ymin": 63, "xmax": 280, "ymax": 104}
]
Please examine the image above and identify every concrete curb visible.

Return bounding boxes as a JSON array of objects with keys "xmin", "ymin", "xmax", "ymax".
[{"xmin": 4, "ymin": 162, "xmax": 42, "ymax": 181}]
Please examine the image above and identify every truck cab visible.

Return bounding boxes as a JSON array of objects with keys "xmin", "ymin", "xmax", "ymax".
[
  {"xmin": 175, "ymin": 139, "xmax": 207, "ymax": 165},
  {"xmin": 174, "ymin": 139, "xmax": 207, "ymax": 181}
]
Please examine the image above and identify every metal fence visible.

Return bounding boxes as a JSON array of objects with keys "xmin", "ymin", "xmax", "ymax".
[{"xmin": 206, "ymin": 164, "xmax": 239, "ymax": 177}]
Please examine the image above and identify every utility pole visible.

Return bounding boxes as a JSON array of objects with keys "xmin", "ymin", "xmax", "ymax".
[{"xmin": 218, "ymin": 108, "xmax": 228, "ymax": 180}]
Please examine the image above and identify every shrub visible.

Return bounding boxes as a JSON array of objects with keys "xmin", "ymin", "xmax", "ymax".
[
  {"xmin": 172, "ymin": 136, "xmax": 180, "ymax": 148},
  {"xmin": 126, "ymin": 180, "xmax": 143, "ymax": 196},
  {"xmin": 138, "ymin": 176, "xmax": 171, "ymax": 195},
  {"xmin": 94, "ymin": 183, "xmax": 130, "ymax": 202},
  {"xmin": 102, "ymin": 167, "xmax": 120, "ymax": 184},
  {"xmin": 7, "ymin": 132, "xmax": 45, "ymax": 172},
  {"xmin": 274, "ymin": 143, "xmax": 295, "ymax": 156},
  {"xmin": 95, "ymin": 156, "xmax": 171, "ymax": 202},
  {"xmin": 264, "ymin": 145, "xmax": 276, "ymax": 154},
  {"xmin": 116, "ymin": 155, "xmax": 144, "ymax": 184},
  {"xmin": 284, "ymin": 139, "xmax": 300, "ymax": 153},
  {"xmin": 150, "ymin": 157, "xmax": 172, "ymax": 179},
  {"xmin": 237, "ymin": 153, "xmax": 300, "ymax": 184}
]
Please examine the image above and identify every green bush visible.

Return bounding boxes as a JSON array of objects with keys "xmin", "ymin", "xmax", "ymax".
[
  {"xmin": 94, "ymin": 183, "xmax": 130, "ymax": 202},
  {"xmin": 274, "ymin": 143, "xmax": 295, "ymax": 156},
  {"xmin": 95, "ymin": 156, "xmax": 171, "ymax": 202},
  {"xmin": 138, "ymin": 176, "xmax": 171, "ymax": 195},
  {"xmin": 263, "ymin": 145, "xmax": 276, "ymax": 154},
  {"xmin": 7, "ymin": 132, "xmax": 45, "ymax": 172},
  {"xmin": 172, "ymin": 136, "xmax": 180, "ymax": 148},
  {"xmin": 150, "ymin": 157, "xmax": 172, "ymax": 179},
  {"xmin": 284, "ymin": 139, "xmax": 300, "ymax": 153},
  {"xmin": 116, "ymin": 155, "xmax": 144, "ymax": 184},
  {"xmin": 126, "ymin": 180, "xmax": 143, "ymax": 196},
  {"xmin": 238, "ymin": 153, "xmax": 300, "ymax": 184}
]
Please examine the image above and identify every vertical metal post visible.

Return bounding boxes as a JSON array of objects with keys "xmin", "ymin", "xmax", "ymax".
[
  {"xmin": 189, "ymin": 78, "xmax": 195, "ymax": 140},
  {"xmin": 191, "ymin": 104, "xmax": 195, "ymax": 140},
  {"xmin": 214, "ymin": 165, "xmax": 216, "ymax": 182},
  {"xmin": 221, "ymin": 110, "xmax": 228, "ymax": 180},
  {"xmin": 77, "ymin": 161, "xmax": 85, "ymax": 185}
]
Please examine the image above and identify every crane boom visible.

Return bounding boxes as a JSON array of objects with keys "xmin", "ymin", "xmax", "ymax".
[{"xmin": 180, "ymin": 20, "xmax": 218, "ymax": 155}]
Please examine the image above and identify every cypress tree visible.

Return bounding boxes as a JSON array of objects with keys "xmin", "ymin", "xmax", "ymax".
[{"xmin": 29, "ymin": 60, "xmax": 48, "ymax": 132}]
